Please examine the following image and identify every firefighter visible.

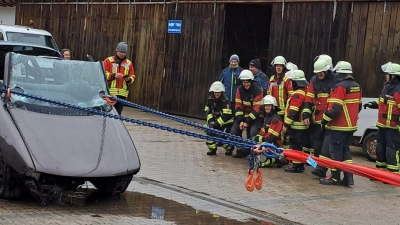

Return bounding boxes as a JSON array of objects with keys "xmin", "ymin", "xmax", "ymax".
[
  {"xmin": 268, "ymin": 56, "xmax": 294, "ymax": 148},
  {"xmin": 230, "ymin": 70, "xmax": 264, "ymax": 158},
  {"xmin": 103, "ymin": 42, "xmax": 136, "ymax": 115},
  {"xmin": 303, "ymin": 56, "xmax": 337, "ymax": 178},
  {"xmin": 252, "ymin": 95, "xmax": 285, "ymax": 167},
  {"xmin": 364, "ymin": 62, "xmax": 400, "ymax": 174},
  {"xmin": 204, "ymin": 81, "xmax": 235, "ymax": 156},
  {"xmin": 219, "ymin": 54, "xmax": 243, "ymax": 108},
  {"xmin": 249, "ymin": 59, "xmax": 269, "ymax": 96},
  {"xmin": 319, "ymin": 61, "xmax": 362, "ymax": 186},
  {"xmin": 282, "ymin": 70, "xmax": 310, "ymax": 173}
]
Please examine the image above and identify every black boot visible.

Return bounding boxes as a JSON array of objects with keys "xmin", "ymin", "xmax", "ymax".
[
  {"xmin": 311, "ymin": 166, "xmax": 327, "ymax": 178},
  {"xmin": 341, "ymin": 172, "xmax": 354, "ymax": 187},
  {"xmin": 284, "ymin": 164, "xmax": 304, "ymax": 173},
  {"xmin": 233, "ymin": 148, "xmax": 250, "ymax": 158},
  {"xmin": 207, "ymin": 148, "xmax": 217, "ymax": 156},
  {"xmin": 319, "ymin": 170, "xmax": 341, "ymax": 185},
  {"xmin": 225, "ymin": 148, "xmax": 233, "ymax": 156}
]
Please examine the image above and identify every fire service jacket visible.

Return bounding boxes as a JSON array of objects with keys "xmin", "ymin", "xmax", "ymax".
[
  {"xmin": 103, "ymin": 56, "xmax": 135, "ymax": 97},
  {"xmin": 284, "ymin": 88, "xmax": 308, "ymax": 130},
  {"xmin": 204, "ymin": 95, "xmax": 234, "ymax": 127},
  {"xmin": 322, "ymin": 76, "xmax": 362, "ymax": 131},
  {"xmin": 255, "ymin": 111, "xmax": 283, "ymax": 146},
  {"xmin": 267, "ymin": 74, "xmax": 294, "ymax": 115},
  {"xmin": 303, "ymin": 72, "xmax": 337, "ymax": 124},
  {"xmin": 234, "ymin": 84, "xmax": 263, "ymax": 125}
]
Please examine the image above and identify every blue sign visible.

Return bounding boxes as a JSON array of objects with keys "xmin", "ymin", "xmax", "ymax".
[
  {"xmin": 307, "ymin": 156, "xmax": 318, "ymax": 169},
  {"xmin": 151, "ymin": 206, "xmax": 165, "ymax": 220},
  {"xmin": 168, "ymin": 20, "xmax": 182, "ymax": 34}
]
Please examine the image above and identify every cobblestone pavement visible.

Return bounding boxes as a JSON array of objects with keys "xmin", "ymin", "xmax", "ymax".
[{"xmin": 0, "ymin": 107, "xmax": 399, "ymax": 225}]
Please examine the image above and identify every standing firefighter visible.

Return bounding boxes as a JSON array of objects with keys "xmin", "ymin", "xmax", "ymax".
[
  {"xmin": 230, "ymin": 70, "xmax": 264, "ymax": 158},
  {"xmin": 319, "ymin": 61, "xmax": 362, "ymax": 186},
  {"xmin": 268, "ymin": 56, "xmax": 294, "ymax": 116},
  {"xmin": 219, "ymin": 54, "xmax": 243, "ymax": 108},
  {"xmin": 283, "ymin": 70, "xmax": 310, "ymax": 173},
  {"xmin": 204, "ymin": 81, "xmax": 234, "ymax": 156},
  {"xmin": 364, "ymin": 62, "xmax": 400, "ymax": 174},
  {"xmin": 303, "ymin": 55, "xmax": 337, "ymax": 177},
  {"xmin": 103, "ymin": 42, "xmax": 136, "ymax": 115}
]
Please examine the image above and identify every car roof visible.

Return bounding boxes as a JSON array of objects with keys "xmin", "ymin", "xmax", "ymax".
[
  {"xmin": 0, "ymin": 40, "xmax": 56, "ymax": 51},
  {"xmin": 0, "ymin": 25, "xmax": 52, "ymax": 36}
]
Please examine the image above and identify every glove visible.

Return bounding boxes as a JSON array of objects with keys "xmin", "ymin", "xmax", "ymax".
[{"xmin": 363, "ymin": 103, "xmax": 372, "ymax": 109}]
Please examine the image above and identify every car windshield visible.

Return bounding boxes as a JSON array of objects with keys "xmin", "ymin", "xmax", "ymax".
[
  {"xmin": 6, "ymin": 32, "xmax": 58, "ymax": 51},
  {"xmin": 7, "ymin": 53, "xmax": 111, "ymax": 115}
]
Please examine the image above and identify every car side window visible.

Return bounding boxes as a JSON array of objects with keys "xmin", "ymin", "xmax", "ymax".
[{"xmin": 0, "ymin": 32, "xmax": 4, "ymax": 41}]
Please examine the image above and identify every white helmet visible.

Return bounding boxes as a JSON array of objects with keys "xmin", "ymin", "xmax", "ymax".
[
  {"xmin": 262, "ymin": 95, "xmax": 278, "ymax": 106},
  {"xmin": 209, "ymin": 81, "xmax": 225, "ymax": 92},
  {"xmin": 271, "ymin": 56, "xmax": 287, "ymax": 67},
  {"xmin": 313, "ymin": 59, "xmax": 331, "ymax": 73},
  {"xmin": 333, "ymin": 61, "xmax": 353, "ymax": 74},
  {"xmin": 238, "ymin": 69, "xmax": 254, "ymax": 81},
  {"xmin": 286, "ymin": 62, "xmax": 298, "ymax": 71},
  {"xmin": 286, "ymin": 70, "xmax": 306, "ymax": 81},
  {"xmin": 381, "ymin": 62, "xmax": 400, "ymax": 75},
  {"xmin": 317, "ymin": 54, "xmax": 333, "ymax": 68}
]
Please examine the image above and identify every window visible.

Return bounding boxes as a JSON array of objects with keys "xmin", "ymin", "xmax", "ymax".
[{"xmin": 0, "ymin": 32, "xmax": 4, "ymax": 41}]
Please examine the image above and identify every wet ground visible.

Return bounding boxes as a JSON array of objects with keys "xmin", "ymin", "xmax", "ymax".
[{"xmin": 0, "ymin": 107, "xmax": 399, "ymax": 225}]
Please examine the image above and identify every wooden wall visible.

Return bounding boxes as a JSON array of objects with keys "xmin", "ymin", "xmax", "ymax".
[
  {"xmin": 16, "ymin": 1, "xmax": 225, "ymax": 119},
  {"xmin": 268, "ymin": 1, "xmax": 400, "ymax": 97}
]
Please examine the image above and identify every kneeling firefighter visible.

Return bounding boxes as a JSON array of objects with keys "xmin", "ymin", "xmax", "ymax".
[
  {"xmin": 282, "ymin": 70, "xmax": 311, "ymax": 173},
  {"xmin": 204, "ymin": 81, "xmax": 235, "ymax": 155},
  {"xmin": 252, "ymin": 95, "xmax": 285, "ymax": 167},
  {"xmin": 230, "ymin": 70, "xmax": 264, "ymax": 158}
]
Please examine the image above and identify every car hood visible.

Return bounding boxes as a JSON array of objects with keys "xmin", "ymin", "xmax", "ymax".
[{"xmin": 9, "ymin": 107, "xmax": 140, "ymax": 177}]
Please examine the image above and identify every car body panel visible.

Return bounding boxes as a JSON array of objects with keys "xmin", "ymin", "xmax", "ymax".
[
  {"xmin": 354, "ymin": 97, "xmax": 379, "ymax": 142},
  {"xmin": 1, "ymin": 52, "xmax": 140, "ymax": 179},
  {"xmin": 8, "ymin": 107, "xmax": 140, "ymax": 177}
]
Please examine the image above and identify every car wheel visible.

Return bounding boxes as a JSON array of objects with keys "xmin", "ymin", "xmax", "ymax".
[{"xmin": 363, "ymin": 132, "xmax": 377, "ymax": 162}]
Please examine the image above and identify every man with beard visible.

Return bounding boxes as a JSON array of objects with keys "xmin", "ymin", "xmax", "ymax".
[{"xmin": 103, "ymin": 42, "xmax": 136, "ymax": 115}]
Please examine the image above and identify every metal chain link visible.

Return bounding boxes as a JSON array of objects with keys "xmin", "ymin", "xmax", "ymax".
[
  {"xmin": 3, "ymin": 89, "xmax": 254, "ymax": 150},
  {"xmin": 109, "ymin": 96, "xmax": 258, "ymax": 146}
]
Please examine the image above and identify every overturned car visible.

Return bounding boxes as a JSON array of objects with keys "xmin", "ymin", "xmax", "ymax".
[{"xmin": 0, "ymin": 52, "xmax": 140, "ymax": 205}]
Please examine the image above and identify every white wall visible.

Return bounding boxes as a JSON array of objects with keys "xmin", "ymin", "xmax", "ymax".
[{"xmin": 0, "ymin": 6, "xmax": 16, "ymax": 25}]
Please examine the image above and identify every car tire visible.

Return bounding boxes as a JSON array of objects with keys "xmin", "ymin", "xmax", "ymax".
[{"xmin": 363, "ymin": 132, "xmax": 377, "ymax": 162}]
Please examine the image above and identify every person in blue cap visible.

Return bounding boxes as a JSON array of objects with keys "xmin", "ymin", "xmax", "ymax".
[{"xmin": 219, "ymin": 54, "xmax": 243, "ymax": 109}]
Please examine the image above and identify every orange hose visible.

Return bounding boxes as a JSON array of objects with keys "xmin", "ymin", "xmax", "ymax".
[{"xmin": 283, "ymin": 150, "xmax": 400, "ymax": 187}]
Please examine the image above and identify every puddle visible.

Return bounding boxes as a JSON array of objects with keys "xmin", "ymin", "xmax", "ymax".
[{"xmin": 79, "ymin": 191, "xmax": 275, "ymax": 225}]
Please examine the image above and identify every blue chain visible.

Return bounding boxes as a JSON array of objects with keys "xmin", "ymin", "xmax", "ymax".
[
  {"xmin": 3, "ymin": 89, "xmax": 254, "ymax": 149},
  {"xmin": 247, "ymin": 143, "xmax": 285, "ymax": 172},
  {"xmin": 110, "ymin": 96, "xmax": 258, "ymax": 146}
]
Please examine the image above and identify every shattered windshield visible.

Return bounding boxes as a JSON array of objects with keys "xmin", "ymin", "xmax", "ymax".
[{"xmin": 7, "ymin": 53, "xmax": 111, "ymax": 115}]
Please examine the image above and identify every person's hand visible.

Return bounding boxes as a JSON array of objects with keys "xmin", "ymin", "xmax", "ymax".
[
  {"xmin": 282, "ymin": 126, "xmax": 287, "ymax": 134},
  {"xmin": 243, "ymin": 123, "xmax": 249, "ymax": 129},
  {"xmin": 115, "ymin": 73, "xmax": 124, "ymax": 79},
  {"xmin": 303, "ymin": 118, "xmax": 310, "ymax": 125},
  {"xmin": 239, "ymin": 122, "xmax": 245, "ymax": 130}
]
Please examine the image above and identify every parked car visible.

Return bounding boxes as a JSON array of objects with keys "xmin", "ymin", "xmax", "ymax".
[
  {"xmin": 0, "ymin": 51, "xmax": 140, "ymax": 205},
  {"xmin": 352, "ymin": 97, "xmax": 379, "ymax": 162},
  {"xmin": 0, "ymin": 24, "xmax": 60, "ymax": 53}
]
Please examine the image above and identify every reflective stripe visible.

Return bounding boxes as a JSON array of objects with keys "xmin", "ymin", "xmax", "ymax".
[
  {"xmin": 323, "ymin": 114, "xmax": 332, "ymax": 122},
  {"xmin": 317, "ymin": 93, "xmax": 329, "ymax": 98},
  {"xmin": 207, "ymin": 114, "xmax": 213, "ymax": 121},
  {"xmin": 343, "ymin": 102, "xmax": 352, "ymax": 127},
  {"xmin": 302, "ymin": 108, "xmax": 312, "ymax": 114},
  {"xmin": 306, "ymin": 92, "xmax": 314, "ymax": 98},
  {"xmin": 327, "ymin": 98, "xmax": 344, "ymax": 105},
  {"xmin": 249, "ymin": 113, "xmax": 256, "ymax": 119},
  {"xmin": 289, "ymin": 105, "xmax": 299, "ymax": 111},
  {"xmin": 222, "ymin": 108, "xmax": 232, "ymax": 114},
  {"xmin": 204, "ymin": 106, "xmax": 209, "ymax": 111},
  {"xmin": 268, "ymin": 128, "xmax": 280, "ymax": 137},
  {"xmin": 235, "ymin": 111, "xmax": 243, "ymax": 116}
]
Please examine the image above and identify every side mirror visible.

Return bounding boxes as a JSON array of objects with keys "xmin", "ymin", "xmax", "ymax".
[{"xmin": 87, "ymin": 54, "xmax": 94, "ymax": 62}]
